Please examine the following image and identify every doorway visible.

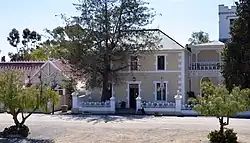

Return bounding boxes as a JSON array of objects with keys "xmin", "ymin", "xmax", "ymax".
[{"xmin": 129, "ymin": 84, "xmax": 139, "ymax": 109}]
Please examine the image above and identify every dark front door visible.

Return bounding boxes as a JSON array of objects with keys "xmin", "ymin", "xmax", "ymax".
[{"xmin": 129, "ymin": 84, "xmax": 139, "ymax": 109}]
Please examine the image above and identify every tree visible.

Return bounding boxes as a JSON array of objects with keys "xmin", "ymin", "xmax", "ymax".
[
  {"xmin": 0, "ymin": 70, "xmax": 59, "ymax": 137},
  {"xmin": 193, "ymin": 81, "xmax": 250, "ymax": 142},
  {"xmin": 221, "ymin": 0, "xmax": 250, "ymax": 91},
  {"xmin": 29, "ymin": 37, "xmax": 67, "ymax": 60},
  {"xmin": 7, "ymin": 28, "xmax": 42, "ymax": 61},
  {"xmin": 188, "ymin": 31, "xmax": 209, "ymax": 45},
  {"xmin": 29, "ymin": 45, "xmax": 65, "ymax": 60},
  {"xmin": 47, "ymin": 0, "xmax": 162, "ymax": 101}
]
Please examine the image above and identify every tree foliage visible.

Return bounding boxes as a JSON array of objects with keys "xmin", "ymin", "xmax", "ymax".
[
  {"xmin": 193, "ymin": 81, "xmax": 250, "ymax": 137},
  {"xmin": 195, "ymin": 82, "xmax": 250, "ymax": 117},
  {"xmin": 188, "ymin": 31, "xmax": 209, "ymax": 45},
  {"xmin": 0, "ymin": 70, "xmax": 59, "ymax": 129},
  {"xmin": 29, "ymin": 44, "xmax": 65, "ymax": 60},
  {"xmin": 221, "ymin": 0, "xmax": 250, "ymax": 90},
  {"xmin": 47, "ymin": 0, "xmax": 162, "ymax": 101},
  {"xmin": 7, "ymin": 28, "xmax": 42, "ymax": 61}
]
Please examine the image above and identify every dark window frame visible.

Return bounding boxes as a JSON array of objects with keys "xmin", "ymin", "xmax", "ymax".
[
  {"xmin": 156, "ymin": 82, "xmax": 166, "ymax": 101},
  {"xmin": 157, "ymin": 55, "xmax": 165, "ymax": 70}
]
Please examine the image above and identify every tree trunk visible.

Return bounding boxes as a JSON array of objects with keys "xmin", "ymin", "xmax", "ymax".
[
  {"xmin": 101, "ymin": 72, "xmax": 109, "ymax": 101},
  {"xmin": 219, "ymin": 116, "xmax": 225, "ymax": 139},
  {"xmin": 101, "ymin": 0, "xmax": 111, "ymax": 102},
  {"xmin": 13, "ymin": 114, "xmax": 21, "ymax": 127}
]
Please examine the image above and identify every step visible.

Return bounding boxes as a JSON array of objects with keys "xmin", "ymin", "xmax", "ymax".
[{"xmin": 116, "ymin": 108, "xmax": 136, "ymax": 115}]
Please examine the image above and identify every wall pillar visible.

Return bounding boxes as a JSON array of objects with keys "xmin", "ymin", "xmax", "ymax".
[
  {"xmin": 71, "ymin": 91, "xmax": 79, "ymax": 113},
  {"xmin": 136, "ymin": 95, "xmax": 142, "ymax": 112},
  {"xmin": 175, "ymin": 90, "xmax": 182, "ymax": 114},
  {"xmin": 110, "ymin": 96, "xmax": 116, "ymax": 113}
]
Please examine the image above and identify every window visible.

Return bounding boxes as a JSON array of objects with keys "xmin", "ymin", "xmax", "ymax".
[
  {"xmin": 157, "ymin": 55, "xmax": 165, "ymax": 70},
  {"xmin": 130, "ymin": 56, "xmax": 139, "ymax": 71},
  {"xmin": 230, "ymin": 19, "xmax": 235, "ymax": 26},
  {"xmin": 58, "ymin": 90, "xmax": 63, "ymax": 95},
  {"xmin": 156, "ymin": 82, "xmax": 166, "ymax": 101}
]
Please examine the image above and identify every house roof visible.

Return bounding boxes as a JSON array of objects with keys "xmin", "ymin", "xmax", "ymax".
[
  {"xmin": 191, "ymin": 41, "xmax": 225, "ymax": 47},
  {"xmin": 138, "ymin": 29, "xmax": 185, "ymax": 50},
  {"xmin": 0, "ymin": 61, "xmax": 45, "ymax": 76},
  {"xmin": 156, "ymin": 29, "xmax": 185, "ymax": 50},
  {"xmin": 0, "ymin": 60, "xmax": 70, "ymax": 78},
  {"xmin": 122, "ymin": 29, "xmax": 185, "ymax": 50}
]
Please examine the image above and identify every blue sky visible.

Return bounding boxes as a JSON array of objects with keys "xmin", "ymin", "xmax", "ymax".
[{"xmin": 0, "ymin": 0, "xmax": 234, "ymax": 59}]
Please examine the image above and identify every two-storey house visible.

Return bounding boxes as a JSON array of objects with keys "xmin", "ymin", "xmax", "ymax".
[{"xmin": 86, "ymin": 29, "xmax": 225, "ymax": 110}]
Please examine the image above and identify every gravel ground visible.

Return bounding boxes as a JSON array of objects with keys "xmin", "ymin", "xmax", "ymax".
[{"xmin": 0, "ymin": 113, "xmax": 250, "ymax": 143}]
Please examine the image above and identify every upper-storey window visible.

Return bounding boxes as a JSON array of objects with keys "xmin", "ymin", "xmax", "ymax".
[
  {"xmin": 157, "ymin": 55, "xmax": 165, "ymax": 70},
  {"xmin": 130, "ymin": 56, "xmax": 139, "ymax": 71}
]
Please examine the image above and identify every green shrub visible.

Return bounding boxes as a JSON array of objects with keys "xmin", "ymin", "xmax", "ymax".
[
  {"xmin": 225, "ymin": 129, "xmax": 238, "ymax": 143},
  {"xmin": 208, "ymin": 128, "xmax": 238, "ymax": 143}
]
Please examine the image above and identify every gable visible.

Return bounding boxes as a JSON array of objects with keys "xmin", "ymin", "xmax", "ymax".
[
  {"xmin": 30, "ymin": 61, "xmax": 68, "ymax": 84},
  {"xmin": 156, "ymin": 30, "xmax": 185, "ymax": 50}
]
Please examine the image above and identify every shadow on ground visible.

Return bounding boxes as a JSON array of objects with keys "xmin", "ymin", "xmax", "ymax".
[
  {"xmin": 0, "ymin": 138, "xmax": 54, "ymax": 143},
  {"xmin": 53, "ymin": 114, "xmax": 153, "ymax": 124}
]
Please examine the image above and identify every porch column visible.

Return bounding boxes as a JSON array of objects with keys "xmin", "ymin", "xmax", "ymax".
[
  {"xmin": 216, "ymin": 50, "xmax": 222, "ymax": 83},
  {"xmin": 195, "ymin": 50, "xmax": 200, "ymax": 70},
  {"xmin": 216, "ymin": 50, "xmax": 222, "ymax": 63}
]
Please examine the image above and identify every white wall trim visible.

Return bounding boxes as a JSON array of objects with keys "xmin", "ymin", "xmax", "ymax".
[
  {"xmin": 126, "ymin": 81, "xmax": 142, "ymax": 84},
  {"xmin": 154, "ymin": 54, "xmax": 168, "ymax": 71},
  {"xmin": 126, "ymin": 81, "xmax": 141, "ymax": 108},
  {"xmin": 180, "ymin": 51, "xmax": 185, "ymax": 103},
  {"xmin": 191, "ymin": 47, "xmax": 224, "ymax": 51},
  {"xmin": 120, "ymin": 70, "xmax": 181, "ymax": 73},
  {"xmin": 153, "ymin": 81, "xmax": 168, "ymax": 101}
]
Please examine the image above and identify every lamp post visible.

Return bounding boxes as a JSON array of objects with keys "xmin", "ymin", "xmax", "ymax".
[{"xmin": 38, "ymin": 71, "xmax": 43, "ymax": 108}]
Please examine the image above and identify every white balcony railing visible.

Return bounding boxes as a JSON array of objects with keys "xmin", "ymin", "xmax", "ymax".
[{"xmin": 189, "ymin": 62, "xmax": 221, "ymax": 71}]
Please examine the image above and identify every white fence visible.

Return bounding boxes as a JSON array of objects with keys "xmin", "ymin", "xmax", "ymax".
[
  {"xmin": 141, "ymin": 101, "xmax": 176, "ymax": 113},
  {"xmin": 71, "ymin": 94, "xmax": 116, "ymax": 114},
  {"xmin": 71, "ymin": 90, "xmax": 250, "ymax": 117},
  {"xmin": 135, "ymin": 90, "xmax": 185, "ymax": 115}
]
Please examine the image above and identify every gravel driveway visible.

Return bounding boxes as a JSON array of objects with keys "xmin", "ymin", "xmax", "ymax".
[{"xmin": 0, "ymin": 113, "xmax": 250, "ymax": 143}]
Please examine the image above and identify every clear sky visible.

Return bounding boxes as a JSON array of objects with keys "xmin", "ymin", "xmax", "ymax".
[{"xmin": 0, "ymin": 0, "xmax": 235, "ymax": 58}]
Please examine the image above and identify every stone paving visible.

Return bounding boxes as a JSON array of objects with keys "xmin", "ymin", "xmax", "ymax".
[{"xmin": 0, "ymin": 113, "xmax": 250, "ymax": 143}]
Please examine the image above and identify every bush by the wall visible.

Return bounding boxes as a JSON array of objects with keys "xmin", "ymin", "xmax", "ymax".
[{"xmin": 208, "ymin": 128, "xmax": 238, "ymax": 143}]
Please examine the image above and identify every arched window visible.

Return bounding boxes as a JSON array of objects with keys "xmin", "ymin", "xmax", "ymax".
[{"xmin": 201, "ymin": 77, "xmax": 211, "ymax": 83}]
